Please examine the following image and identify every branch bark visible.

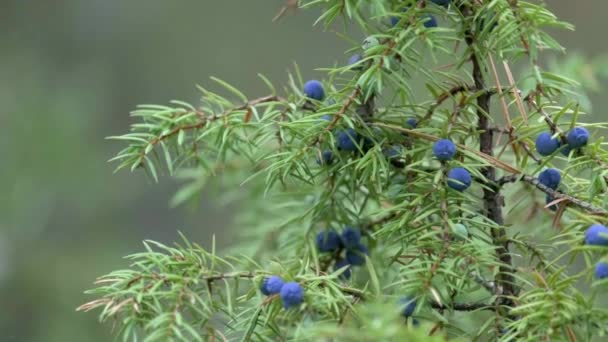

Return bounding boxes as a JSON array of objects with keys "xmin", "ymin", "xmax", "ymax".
[
  {"xmin": 462, "ymin": 7, "xmax": 518, "ymax": 309},
  {"xmin": 498, "ymin": 174, "xmax": 607, "ymax": 216},
  {"xmin": 430, "ymin": 301, "xmax": 493, "ymax": 312}
]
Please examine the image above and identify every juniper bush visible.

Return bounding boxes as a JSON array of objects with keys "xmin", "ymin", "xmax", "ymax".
[{"xmin": 78, "ymin": 1, "xmax": 608, "ymax": 341}]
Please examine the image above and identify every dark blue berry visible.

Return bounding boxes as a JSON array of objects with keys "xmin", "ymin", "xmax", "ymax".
[
  {"xmin": 280, "ymin": 282, "xmax": 304, "ymax": 309},
  {"xmin": 384, "ymin": 145, "xmax": 405, "ymax": 168},
  {"xmin": 595, "ymin": 262, "xmax": 608, "ymax": 279},
  {"xmin": 538, "ymin": 168, "xmax": 560, "ymax": 190},
  {"xmin": 433, "ymin": 139, "xmax": 456, "ymax": 161},
  {"xmin": 334, "ymin": 259, "xmax": 352, "ymax": 279},
  {"xmin": 561, "ymin": 144, "xmax": 573, "ymax": 156},
  {"xmin": 447, "ymin": 167, "xmax": 472, "ymax": 191},
  {"xmin": 430, "ymin": 0, "xmax": 450, "ymax": 8},
  {"xmin": 303, "ymin": 80, "xmax": 325, "ymax": 101},
  {"xmin": 545, "ymin": 194, "xmax": 558, "ymax": 212},
  {"xmin": 320, "ymin": 114, "xmax": 332, "ymax": 122},
  {"xmin": 362, "ymin": 136, "xmax": 376, "ymax": 153},
  {"xmin": 348, "ymin": 53, "xmax": 363, "ymax": 68},
  {"xmin": 399, "ymin": 297, "xmax": 417, "ymax": 317},
  {"xmin": 261, "ymin": 276, "xmax": 284, "ymax": 296},
  {"xmin": 422, "ymin": 14, "xmax": 438, "ymax": 28},
  {"xmin": 336, "ymin": 128, "xmax": 360, "ymax": 151},
  {"xmin": 390, "ymin": 16, "xmax": 400, "ymax": 27},
  {"xmin": 567, "ymin": 127, "xmax": 589, "ymax": 149},
  {"xmin": 384, "ymin": 145, "xmax": 400, "ymax": 158},
  {"xmin": 315, "ymin": 230, "xmax": 342, "ymax": 252},
  {"xmin": 535, "ymin": 132, "xmax": 560, "ymax": 156},
  {"xmin": 390, "ymin": 12, "xmax": 404, "ymax": 27},
  {"xmin": 345, "ymin": 244, "xmax": 368, "ymax": 266},
  {"xmin": 341, "ymin": 227, "xmax": 362, "ymax": 249},
  {"xmin": 406, "ymin": 118, "xmax": 418, "ymax": 128},
  {"xmin": 390, "ymin": 7, "xmax": 409, "ymax": 27},
  {"xmin": 392, "ymin": 10, "xmax": 438, "ymax": 28},
  {"xmin": 585, "ymin": 224, "xmax": 608, "ymax": 246},
  {"xmin": 316, "ymin": 150, "xmax": 334, "ymax": 166}
]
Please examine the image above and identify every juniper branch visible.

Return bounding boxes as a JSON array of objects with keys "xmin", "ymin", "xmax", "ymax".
[
  {"xmin": 430, "ymin": 301, "xmax": 493, "ymax": 312},
  {"xmin": 498, "ymin": 174, "xmax": 608, "ymax": 216}
]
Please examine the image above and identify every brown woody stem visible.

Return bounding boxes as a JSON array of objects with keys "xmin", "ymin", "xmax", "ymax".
[{"xmin": 462, "ymin": 5, "xmax": 517, "ymax": 313}]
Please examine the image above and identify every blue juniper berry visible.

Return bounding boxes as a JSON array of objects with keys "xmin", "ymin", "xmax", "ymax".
[
  {"xmin": 336, "ymin": 128, "xmax": 360, "ymax": 151},
  {"xmin": 334, "ymin": 258, "xmax": 352, "ymax": 279},
  {"xmin": 447, "ymin": 167, "xmax": 472, "ymax": 191},
  {"xmin": 390, "ymin": 15, "xmax": 401, "ymax": 27},
  {"xmin": 303, "ymin": 80, "xmax": 325, "ymax": 101},
  {"xmin": 422, "ymin": 14, "xmax": 438, "ymax": 28},
  {"xmin": 566, "ymin": 127, "xmax": 589, "ymax": 149},
  {"xmin": 399, "ymin": 297, "xmax": 417, "ymax": 317},
  {"xmin": 535, "ymin": 132, "xmax": 560, "ymax": 156},
  {"xmin": 345, "ymin": 243, "xmax": 368, "ymax": 266},
  {"xmin": 315, "ymin": 230, "xmax": 342, "ymax": 252},
  {"xmin": 561, "ymin": 143, "xmax": 573, "ymax": 156},
  {"xmin": 585, "ymin": 224, "xmax": 608, "ymax": 246},
  {"xmin": 406, "ymin": 118, "xmax": 418, "ymax": 128},
  {"xmin": 361, "ymin": 136, "xmax": 376, "ymax": 153},
  {"xmin": 348, "ymin": 53, "xmax": 363, "ymax": 69},
  {"xmin": 260, "ymin": 276, "xmax": 284, "ymax": 296},
  {"xmin": 341, "ymin": 227, "xmax": 362, "ymax": 249},
  {"xmin": 595, "ymin": 262, "xmax": 608, "ymax": 279},
  {"xmin": 538, "ymin": 168, "xmax": 561, "ymax": 190},
  {"xmin": 430, "ymin": 0, "xmax": 450, "ymax": 8},
  {"xmin": 280, "ymin": 282, "xmax": 304, "ymax": 309},
  {"xmin": 392, "ymin": 10, "xmax": 437, "ymax": 28},
  {"xmin": 316, "ymin": 150, "xmax": 334, "ymax": 166},
  {"xmin": 433, "ymin": 139, "xmax": 456, "ymax": 161},
  {"xmin": 384, "ymin": 145, "xmax": 405, "ymax": 168},
  {"xmin": 390, "ymin": 4, "xmax": 418, "ymax": 27},
  {"xmin": 545, "ymin": 194, "xmax": 558, "ymax": 212}
]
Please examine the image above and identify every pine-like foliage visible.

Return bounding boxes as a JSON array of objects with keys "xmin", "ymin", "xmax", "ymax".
[{"xmin": 78, "ymin": 1, "xmax": 608, "ymax": 341}]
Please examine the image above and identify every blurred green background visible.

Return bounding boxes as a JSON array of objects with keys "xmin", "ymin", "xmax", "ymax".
[{"xmin": 0, "ymin": 1, "xmax": 606, "ymax": 341}]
